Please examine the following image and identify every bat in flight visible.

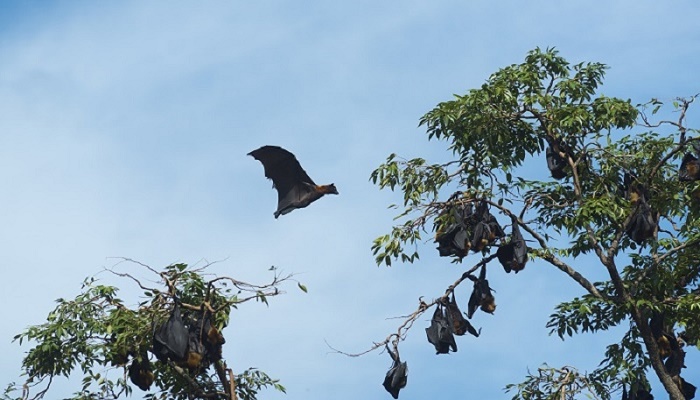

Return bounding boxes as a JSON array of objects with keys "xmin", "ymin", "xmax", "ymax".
[{"xmin": 248, "ymin": 145, "xmax": 339, "ymax": 218}]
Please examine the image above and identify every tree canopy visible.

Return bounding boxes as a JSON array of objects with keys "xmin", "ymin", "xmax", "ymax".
[
  {"xmin": 4, "ymin": 260, "xmax": 296, "ymax": 400},
  {"xmin": 369, "ymin": 47, "xmax": 699, "ymax": 400}
]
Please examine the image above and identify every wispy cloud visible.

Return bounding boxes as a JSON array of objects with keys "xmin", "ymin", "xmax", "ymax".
[{"xmin": 1, "ymin": 1, "xmax": 699, "ymax": 399}]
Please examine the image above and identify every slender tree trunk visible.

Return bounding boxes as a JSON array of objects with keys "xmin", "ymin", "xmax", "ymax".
[{"xmin": 633, "ymin": 309, "xmax": 685, "ymax": 400}]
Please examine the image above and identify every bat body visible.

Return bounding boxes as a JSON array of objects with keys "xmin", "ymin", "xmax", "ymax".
[
  {"xmin": 435, "ymin": 199, "xmax": 503, "ymax": 257},
  {"xmin": 152, "ymin": 303, "xmax": 189, "ymax": 362},
  {"xmin": 129, "ymin": 357, "xmax": 154, "ymax": 391},
  {"xmin": 176, "ymin": 308, "xmax": 226, "ymax": 371},
  {"xmin": 445, "ymin": 293, "xmax": 479, "ymax": 337},
  {"xmin": 467, "ymin": 266, "xmax": 496, "ymax": 318},
  {"xmin": 425, "ymin": 304, "xmax": 457, "ymax": 354},
  {"xmin": 681, "ymin": 378, "xmax": 696, "ymax": 400},
  {"xmin": 496, "ymin": 218, "xmax": 528, "ymax": 273},
  {"xmin": 248, "ymin": 145, "xmax": 338, "ymax": 218},
  {"xmin": 546, "ymin": 145, "xmax": 567, "ymax": 180},
  {"xmin": 680, "ymin": 152, "xmax": 700, "ymax": 182},
  {"xmin": 382, "ymin": 346, "xmax": 408, "ymax": 399},
  {"xmin": 626, "ymin": 199, "xmax": 656, "ymax": 244},
  {"xmin": 435, "ymin": 203, "xmax": 473, "ymax": 257}
]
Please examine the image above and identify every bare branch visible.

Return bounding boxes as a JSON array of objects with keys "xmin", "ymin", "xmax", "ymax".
[{"xmin": 330, "ymin": 257, "xmax": 491, "ymax": 358}]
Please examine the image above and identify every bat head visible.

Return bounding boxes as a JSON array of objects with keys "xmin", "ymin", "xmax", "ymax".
[{"xmin": 320, "ymin": 183, "xmax": 339, "ymax": 195}]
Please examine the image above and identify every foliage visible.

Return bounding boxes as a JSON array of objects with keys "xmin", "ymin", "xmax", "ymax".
[
  {"xmin": 4, "ymin": 260, "xmax": 297, "ymax": 400},
  {"xmin": 369, "ymin": 48, "xmax": 700, "ymax": 399},
  {"xmin": 504, "ymin": 365, "xmax": 607, "ymax": 400}
]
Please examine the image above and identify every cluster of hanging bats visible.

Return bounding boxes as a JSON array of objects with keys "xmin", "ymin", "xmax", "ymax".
[
  {"xmin": 125, "ymin": 144, "xmax": 699, "ymax": 398},
  {"xmin": 127, "ymin": 302, "xmax": 226, "ymax": 391},
  {"xmin": 385, "ymin": 140, "xmax": 700, "ymax": 399},
  {"xmin": 383, "ymin": 197, "xmax": 528, "ymax": 398}
]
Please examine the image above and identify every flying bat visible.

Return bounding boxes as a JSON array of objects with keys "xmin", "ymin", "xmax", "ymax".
[{"xmin": 248, "ymin": 145, "xmax": 338, "ymax": 218}]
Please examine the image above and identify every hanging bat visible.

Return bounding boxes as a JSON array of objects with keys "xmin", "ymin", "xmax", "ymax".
[
  {"xmin": 445, "ymin": 293, "xmax": 480, "ymax": 337},
  {"xmin": 435, "ymin": 201, "xmax": 474, "ymax": 257},
  {"xmin": 681, "ymin": 378, "xmax": 696, "ymax": 400},
  {"xmin": 496, "ymin": 217, "xmax": 528, "ymax": 273},
  {"xmin": 152, "ymin": 302, "xmax": 189, "ymax": 362},
  {"xmin": 249, "ymin": 145, "xmax": 338, "ymax": 218},
  {"xmin": 649, "ymin": 312, "xmax": 674, "ymax": 359},
  {"xmin": 625, "ymin": 199, "xmax": 656, "ymax": 244},
  {"xmin": 425, "ymin": 304, "xmax": 457, "ymax": 354},
  {"xmin": 624, "ymin": 172, "xmax": 648, "ymax": 205},
  {"xmin": 129, "ymin": 356, "xmax": 154, "ymax": 391},
  {"xmin": 175, "ymin": 307, "xmax": 227, "ymax": 372},
  {"xmin": 467, "ymin": 266, "xmax": 496, "ymax": 318},
  {"xmin": 469, "ymin": 202, "xmax": 504, "ymax": 252},
  {"xmin": 382, "ymin": 345, "xmax": 408, "ymax": 399},
  {"xmin": 631, "ymin": 387, "xmax": 655, "ymax": 400},
  {"xmin": 679, "ymin": 152, "xmax": 700, "ymax": 181},
  {"xmin": 546, "ymin": 145, "xmax": 567, "ymax": 180},
  {"xmin": 622, "ymin": 382, "xmax": 655, "ymax": 400}
]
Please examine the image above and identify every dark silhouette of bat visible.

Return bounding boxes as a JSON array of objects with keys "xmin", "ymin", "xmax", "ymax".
[
  {"xmin": 425, "ymin": 304, "xmax": 457, "ymax": 354},
  {"xmin": 496, "ymin": 218, "xmax": 528, "ymax": 273},
  {"xmin": 445, "ymin": 293, "xmax": 480, "ymax": 337},
  {"xmin": 178, "ymin": 308, "xmax": 226, "ymax": 371},
  {"xmin": 546, "ymin": 144, "xmax": 567, "ymax": 180},
  {"xmin": 470, "ymin": 201, "xmax": 504, "ymax": 252},
  {"xmin": 681, "ymin": 378, "xmax": 696, "ymax": 400},
  {"xmin": 467, "ymin": 266, "xmax": 495, "ymax": 317},
  {"xmin": 382, "ymin": 345, "xmax": 407, "ymax": 399},
  {"xmin": 248, "ymin": 145, "xmax": 338, "ymax": 218},
  {"xmin": 435, "ymin": 201, "xmax": 474, "ymax": 257},
  {"xmin": 679, "ymin": 152, "xmax": 700, "ymax": 181},
  {"xmin": 621, "ymin": 174, "xmax": 656, "ymax": 244},
  {"xmin": 624, "ymin": 173, "xmax": 648, "ymax": 205},
  {"xmin": 152, "ymin": 302, "xmax": 189, "ymax": 362},
  {"xmin": 622, "ymin": 381, "xmax": 655, "ymax": 400},
  {"xmin": 649, "ymin": 312, "xmax": 674, "ymax": 360},
  {"xmin": 626, "ymin": 199, "xmax": 656, "ymax": 244},
  {"xmin": 129, "ymin": 356, "xmax": 154, "ymax": 391},
  {"xmin": 435, "ymin": 198, "xmax": 503, "ymax": 257}
]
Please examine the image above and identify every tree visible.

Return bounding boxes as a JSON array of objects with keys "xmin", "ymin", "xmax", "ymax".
[
  {"xmin": 3, "ymin": 259, "xmax": 299, "ymax": 400},
  {"xmin": 368, "ymin": 48, "xmax": 699, "ymax": 399}
]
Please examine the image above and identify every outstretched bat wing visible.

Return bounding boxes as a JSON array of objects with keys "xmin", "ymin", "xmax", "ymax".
[{"xmin": 248, "ymin": 145, "xmax": 316, "ymax": 199}]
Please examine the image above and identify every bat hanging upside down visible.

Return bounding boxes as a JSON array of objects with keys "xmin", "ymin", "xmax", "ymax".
[{"xmin": 248, "ymin": 145, "xmax": 339, "ymax": 218}]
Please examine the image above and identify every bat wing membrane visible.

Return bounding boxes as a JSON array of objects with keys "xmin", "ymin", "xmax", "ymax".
[{"xmin": 248, "ymin": 146, "xmax": 316, "ymax": 197}]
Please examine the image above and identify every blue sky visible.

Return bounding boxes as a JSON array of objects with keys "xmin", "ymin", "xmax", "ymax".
[{"xmin": 1, "ymin": 1, "xmax": 699, "ymax": 399}]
